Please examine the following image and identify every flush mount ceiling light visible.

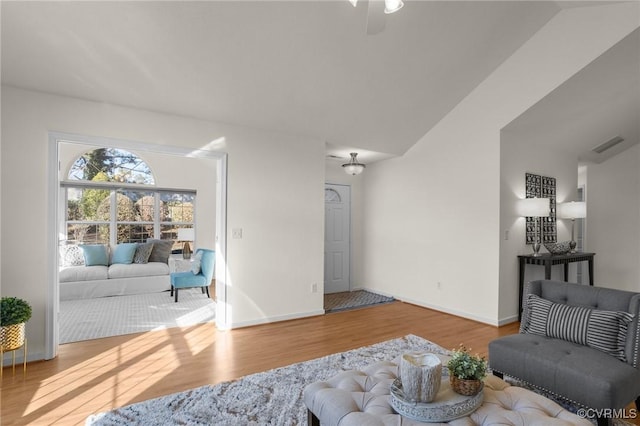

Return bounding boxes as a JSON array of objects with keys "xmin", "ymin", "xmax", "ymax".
[
  {"xmin": 349, "ymin": 0, "xmax": 404, "ymax": 14},
  {"xmin": 342, "ymin": 152, "xmax": 366, "ymax": 175},
  {"xmin": 349, "ymin": 0, "xmax": 404, "ymax": 34}
]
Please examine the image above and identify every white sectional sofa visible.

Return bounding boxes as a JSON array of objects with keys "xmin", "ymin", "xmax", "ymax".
[
  {"xmin": 59, "ymin": 262, "xmax": 170, "ymax": 300},
  {"xmin": 58, "ymin": 240, "xmax": 173, "ymax": 301}
]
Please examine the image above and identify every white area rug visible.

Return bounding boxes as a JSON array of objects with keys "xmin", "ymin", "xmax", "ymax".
[
  {"xmin": 60, "ymin": 291, "xmax": 215, "ymax": 344},
  {"xmin": 86, "ymin": 335, "xmax": 445, "ymax": 425}
]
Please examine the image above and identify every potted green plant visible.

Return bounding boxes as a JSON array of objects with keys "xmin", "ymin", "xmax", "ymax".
[
  {"xmin": 447, "ymin": 345, "xmax": 487, "ymax": 396},
  {"xmin": 0, "ymin": 297, "xmax": 32, "ymax": 351}
]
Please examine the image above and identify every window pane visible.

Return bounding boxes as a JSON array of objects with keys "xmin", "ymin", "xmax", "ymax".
[
  {"xmin": 117, "ymin": 224, "xmax": 154, "ymax": 244},
  {"xmin": 116, "ymin": 190, "xmax": 155, "ymax": 221},
  {"xmin": 66, "ymin": 223, "xmax": 110, "ymax": 245},
  {"xmin": 67, "ymin": 187, "xmax": 110, "ymax": 221},
  {"xmin": 160, "ymin": 225, "xmax": 189, "ymax": 252},
  {"xmin": 68, "ymin": 148, "xmax": 155, "ymax": 184},
  {"xmin": 161, "ymin": 193, "xmax": 194, "ymax": 223}
]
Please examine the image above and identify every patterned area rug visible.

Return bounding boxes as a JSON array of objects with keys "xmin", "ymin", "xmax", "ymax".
[
  {"xmin": 324, "ymin": 289, "xmax": 395, "ymax": 312},
  {"xmin": 60, "ymin": 290, "xmax": 215, "ymax": 344},
  {"xmin": 86, "ymin": 335, "xmax": 446, "ymax": 425}
]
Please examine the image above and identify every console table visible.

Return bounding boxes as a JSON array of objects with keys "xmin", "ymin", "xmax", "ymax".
[{"xmin": 518, "ymin": 252, "xmax": 595, "ymax": 320}]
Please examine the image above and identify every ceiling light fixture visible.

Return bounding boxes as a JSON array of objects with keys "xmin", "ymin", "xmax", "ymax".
[
  {"xmin": 342, "ymin": 152, "xmax": 366, "ymax": 175},
  {"xmin": 349, "ymin": 0, "xmax": 403, "ymax": 14},
  {"xmin": 384, "ymin": 0, "xmax": 404, "ymax": 14}
]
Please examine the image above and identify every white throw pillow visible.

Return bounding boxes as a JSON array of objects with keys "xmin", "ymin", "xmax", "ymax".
[
  {"xmin": 191, "ymin": 251, "xmax": 203, "ymax": 275},
  {"xmin": 59, "ymin": 245, "xmax": 85, "ymax": 268}
]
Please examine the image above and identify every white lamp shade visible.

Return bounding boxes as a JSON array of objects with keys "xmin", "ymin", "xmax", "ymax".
[
  {"xmin": 516, "ymin": 197, "xmax": 550, "ymax": 217},
  {"xmin": 177, "ymin": 228, "xmax": 195, "ymax": 241},
  {"xmin": 558, "ymin": 201, "xmax": 586, "ymax": 219}
]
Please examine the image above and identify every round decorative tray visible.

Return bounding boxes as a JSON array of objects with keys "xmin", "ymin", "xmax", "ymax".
[{"xmin": 390, "ymin": 377, "xmax": 484, "ymax": 423}]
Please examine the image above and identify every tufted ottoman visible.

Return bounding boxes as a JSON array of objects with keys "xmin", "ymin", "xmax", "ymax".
[{"xmin": 303, "ymin": 359, "xmax": 592, "ymax": 426}]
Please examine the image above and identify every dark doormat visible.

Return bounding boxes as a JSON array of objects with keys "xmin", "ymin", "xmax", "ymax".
[{"xmin": 324, "ymin": 290, "xmax": 395, "ymax": 313}]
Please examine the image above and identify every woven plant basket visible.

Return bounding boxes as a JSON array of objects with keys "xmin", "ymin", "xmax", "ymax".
[
  {"xmin": 0, "ymin": 323, "xmax": 26, "ymax": 351},
  {"xmin": 450, "ymin": 375, "xmax": 482, "ymax": 396}
]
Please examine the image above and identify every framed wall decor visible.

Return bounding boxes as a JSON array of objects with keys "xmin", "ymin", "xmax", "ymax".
[{"xmin": 525, "ymin": 172, "xmax": 557, "ymax": 245}]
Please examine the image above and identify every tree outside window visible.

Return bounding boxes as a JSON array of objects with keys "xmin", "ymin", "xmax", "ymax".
[{"xmin": 63, "ymin": 148, "xmax": 195, "ymax": 249}]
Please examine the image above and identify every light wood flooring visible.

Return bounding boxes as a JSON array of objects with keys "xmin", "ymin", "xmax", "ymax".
[{"xmin": 0, "ymin": 301, "xmax": 635, "ymax": 425}]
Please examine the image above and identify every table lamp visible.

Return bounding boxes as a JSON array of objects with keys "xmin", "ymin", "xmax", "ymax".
[
  {"xmin": 517, "ymin": 197, "xmax": 550, "ymax": 257},
  {"xmin": 558, "ymin": 201, "xmax": 586, "ymax": 253},
  {"xmin": 177, "ymin": 228, "xmax": 195, "ymax": 259}
]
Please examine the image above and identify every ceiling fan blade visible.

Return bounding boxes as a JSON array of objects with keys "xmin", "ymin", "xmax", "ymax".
[{"xmin": 366, "ymin": 0, "xmax": 386, "ymax": 35}]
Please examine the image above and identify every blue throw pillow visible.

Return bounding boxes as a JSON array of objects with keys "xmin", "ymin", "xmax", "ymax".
[
  {"xmin": 112, "ymin": 243, "xmax": 138, "ymax": 265},
  {"xmin": 80, "ymin": 244, "xmax": 109, "ymax": 266}
]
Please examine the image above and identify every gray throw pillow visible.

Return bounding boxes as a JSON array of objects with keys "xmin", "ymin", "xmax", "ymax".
[
  {"xmin": 133, "ymin": 242, "xmax": 154, "ymax": 264},
  {"xmin": 522, "ymin": 294, "xmax": 633, "ymax": 361},
  {"xmin": 146, "ymin": 239, "xmax": 173, "ymax": 264}
]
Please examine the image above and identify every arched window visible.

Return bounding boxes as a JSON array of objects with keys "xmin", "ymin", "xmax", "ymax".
[
  {"xmin": 62, "ymin": 148, "xmax": 195, "ymax": 249},
  {"xmin": 68, "ymin": 148, "xmax": 155, "ymax": 184}
]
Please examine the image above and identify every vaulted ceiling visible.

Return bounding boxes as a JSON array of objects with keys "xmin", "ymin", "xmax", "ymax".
[
  {"xmin": 503, "ymin": 27, "xmax": 640, "ymax": 165},
  {"xmin": 2, "ymin": 1, "xmax": 563, "ymax": 162},
  {"xmin": 3, "ymin": 2, "xmax": 637, "ymax": 165}
]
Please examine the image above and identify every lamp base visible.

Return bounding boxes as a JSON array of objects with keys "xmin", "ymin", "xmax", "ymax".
[
  {"xmin": 569, "ymin": 240, "xmax": 577, "ymax": 253},
  {"xmin": 182, "ymin": 242, "xmax": 192, "ymax": 260},
  {"xmin": 532, "ymin": 241, "xmax": 542, "ymax": 257}
]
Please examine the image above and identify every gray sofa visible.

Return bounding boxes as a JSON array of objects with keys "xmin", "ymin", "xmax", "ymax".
[{"xmin": 489, "ymin": 280, "xmax": 640, "ymax": 426}]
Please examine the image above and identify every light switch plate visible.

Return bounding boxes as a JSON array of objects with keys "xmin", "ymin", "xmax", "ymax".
[{"xmin": 232, "ymin": 228, "xmax": 243, "ymax": 239}]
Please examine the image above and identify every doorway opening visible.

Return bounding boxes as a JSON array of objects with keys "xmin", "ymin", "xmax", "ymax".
[{"xmin": 46, "ymin": 132, "xmax": 228, "ymax": 359}]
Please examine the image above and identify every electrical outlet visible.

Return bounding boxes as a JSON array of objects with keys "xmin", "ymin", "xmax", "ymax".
[{"xmin": 232, "ymin": 228, "xmax": 243, "ymax": 239}]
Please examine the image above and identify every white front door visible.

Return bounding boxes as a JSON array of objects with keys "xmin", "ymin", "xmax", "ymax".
[{"xmin": 324, "ymin": 184, "xmax": 351, "ymax": 294}]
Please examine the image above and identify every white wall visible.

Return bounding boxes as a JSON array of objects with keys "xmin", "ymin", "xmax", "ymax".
[
  {"xmin": 586, "ymin": 144, "xmax": 640, "ymax": 291},
  {"xmin": 361, "ymin": 3, "xmax": 640, "ymax": 325},
  {"xmin": 1, "ymin": 86, "xmax": 325, "ymax": 361},
  {"xmin": 499, "ymin": 134, "xmax": 579, "ymax": 321},
  {"xmin": 58, "ymin": 142, "xmax": 217, "ymax": 250},
  {"xmin": 325, "ymin": 162, "xmax": 365, "ymax": 290}
]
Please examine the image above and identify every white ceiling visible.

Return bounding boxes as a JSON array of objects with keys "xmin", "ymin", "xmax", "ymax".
[
  {"xmin": 1, "ymin": 1, "xmax": 562, "ymax": 162},
  {"xmin": 503, "ymin": 27, "xmax": 640, "ymax": 165}
]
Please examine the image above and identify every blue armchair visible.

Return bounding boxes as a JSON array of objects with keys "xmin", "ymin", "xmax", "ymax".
[{"xmin": 170, "ymin": 248, "xmax": 215, "ymax": 302}]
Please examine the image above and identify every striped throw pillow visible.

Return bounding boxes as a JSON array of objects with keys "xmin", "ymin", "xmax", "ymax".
[{"xmin": 522, "ymin": 294, "xmax": 634, "ymax": 362}]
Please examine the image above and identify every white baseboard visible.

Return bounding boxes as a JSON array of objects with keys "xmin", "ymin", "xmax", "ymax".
[
  {"xmin": 230, "ymin": 309, "xmax": 325, "ymax": 329},
  {"xmin": 2, "ymin": 350, "xmax": 45, "ymax": 367},
  {"xmin": 398, "ymin": 296, "xmax": 499, "ymax": 326},
  {"xmin": 498, "ymin": 315, "xmax": 519, "ymax": 326}
]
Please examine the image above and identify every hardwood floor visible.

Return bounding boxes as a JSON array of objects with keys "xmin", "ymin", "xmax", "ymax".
[{"xmin": 0, "ymin": 301, "xmax": 634, "ymax": 425}]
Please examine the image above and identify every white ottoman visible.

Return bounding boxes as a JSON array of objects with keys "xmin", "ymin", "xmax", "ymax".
[{"xmin": 303, "ymin": 359, "xmax": 592, "ymax": 426}]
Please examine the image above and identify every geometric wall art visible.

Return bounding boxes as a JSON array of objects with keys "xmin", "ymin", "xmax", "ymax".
[{"xmin": 525, "ymin": 172, "xmax": 557, "ymax": 245}]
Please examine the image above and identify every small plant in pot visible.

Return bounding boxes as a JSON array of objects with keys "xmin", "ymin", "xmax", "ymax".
[
  {"xmin": 447, "ymin": 345, "xmax": 487, "ymax": 396},
  {"xmin": 0, "ymin": 297, "xmax": 32, "ymax": 351}
]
